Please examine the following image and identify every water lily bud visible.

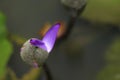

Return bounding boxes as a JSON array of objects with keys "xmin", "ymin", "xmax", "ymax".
[
  {"xmin": 20, "ymin": 23, "xmax": 60, "ymax": 67},
  {"xmin": 20, "ymin": 39, "xmax": 49, "ymax": 67},
  {"xmin": 61, "ymin": 0, "xmax": 87, "ymax": 10}
]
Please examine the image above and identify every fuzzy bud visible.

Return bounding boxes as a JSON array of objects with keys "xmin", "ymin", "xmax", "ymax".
[
  {"xmin": 61, "ymin": 0, "xmax": 86, "ymax": 10},
  {"xmin": 20, "ymin": 39, "xmax": 49, "ymax": 67}
]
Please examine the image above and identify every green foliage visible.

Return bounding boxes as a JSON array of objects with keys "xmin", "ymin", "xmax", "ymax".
[
  {"xmin": 81, "ymin": 0, "xmax": 120, "ymax": 25},
  {"xmin": 0, "ymin": 12, "xmax": 7, "ymax": 39},
  {"xmin": 0, "ymin": 39, "xmax": 12, "ymax": 78},
  {"xmin": 2, "ymin": 68, "xmax": 41, "ymax": 80},
  {"xmin": 97, "ymin": 65, "xmax": 120, "ymax": 80},
  {"xmin": 21, "ymin": 68, "xmax": 41, "ymax": 80},
  {"xmin": 97, "ymin": 38, "xmax": 120, "ymax": 80},
  {"xmin": 2, "ymin": 68, "xmax": 18, "ymax": 80},
  {"xmin": 0, "ymin": 12, "xmax": 13, "ymax": 78},
  {"xmin": 106, "ymin": 38, "xmax": 120, "ymax": 63}
]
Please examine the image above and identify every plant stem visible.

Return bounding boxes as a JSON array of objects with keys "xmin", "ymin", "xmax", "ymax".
[
  {"xmin": 43, "ymin": 63, "xmax": 52, "ymax": 80},
  {"xmin": 57, "ymin": 4, "xmax": 86, "ymax": 44}
]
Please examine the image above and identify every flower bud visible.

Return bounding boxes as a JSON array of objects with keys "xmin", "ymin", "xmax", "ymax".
[
  {"xmin": 20, "ymin": 39, "xmax": 49, "ymax": 67},
  {"xmin": 20, "ymin": 23, "xmax": 60, "ymax": 67},
  {"xmin": 61, "ymin": 0, "xmax": 86, "ymax": 10}
]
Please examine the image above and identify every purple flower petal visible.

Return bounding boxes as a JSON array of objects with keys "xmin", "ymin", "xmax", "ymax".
[
  {"xmin": 30, "ymin": 38, "xmax": 47, "ymax": 51},
  {"xmin": 42, "ymin": 23, "xmax": 60, "ymax": 53}
]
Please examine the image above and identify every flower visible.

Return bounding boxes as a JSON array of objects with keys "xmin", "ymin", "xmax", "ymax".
[{"xmin": 20, "ymin": 23, "xmax": 60, "ymax": 67}]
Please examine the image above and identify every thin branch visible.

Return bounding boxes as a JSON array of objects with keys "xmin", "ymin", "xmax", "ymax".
[
  {"xmin": 43, "ymin": 63, "xmax": 52, "ymax": 80},
  {"xmin": 57, "ymin": 4, "xmax": 87, "ymax": 44}
]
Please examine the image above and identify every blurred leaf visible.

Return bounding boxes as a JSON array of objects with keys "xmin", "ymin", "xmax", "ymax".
[
  {"xmin": 0, "ymin": 12, "xmax": 13, "ymax": 78},
  {"xmin": 105, "ymin": 38, "xmax": 120, "ymax": 63},
  {"xmin": 0, "ymin": 12, "xmax": 7, "ymax": 39},
  {"xmin": 97, "ymin": 37, "xmax": 120, "ymax": 80},
  {"xmin": 2, "ymin": 68, "xmax": 18, "ymax": 80},
  {"xmin": 81, "ymin": 0, "xmax": 120, "ymax": 25},
  {"xmin": 97, "ymin": 65, "xmax": 120, "ymax": 80},
  {"xmin": 0, "ymin": 12, "xmax": 6, "ymax": 24},
  {"xmin": 0, "ymin": 39, "xmax": 13, "ymax": 79},
  {"xmin": 21, "ymin": 68, "xmax": 42, "ymax": 80},
  {"xmin": 7, "ymin": 68, "xmax": 18, "ymax": 80}
]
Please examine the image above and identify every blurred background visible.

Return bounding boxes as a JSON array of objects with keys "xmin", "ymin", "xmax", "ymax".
[{"xmin": 0, "ymin": 0, "xmax": 120, "ymax": 80}]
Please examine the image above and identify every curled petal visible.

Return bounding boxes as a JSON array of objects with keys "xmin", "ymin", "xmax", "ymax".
[
  {"xmin": 30, "ymin": 38, "xmax": 47, "ymax": 51},
  {"xmin": 42, "ymin": 23, "xmax": 60, "ymax": 53}
]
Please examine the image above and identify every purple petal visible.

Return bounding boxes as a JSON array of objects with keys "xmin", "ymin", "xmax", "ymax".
[
  {"xmin": 30, "ymin": 38, "xmax": 47, "ymax": 51},
  {"xmin": 42, "ymin": 23, "xmax": 60, "ymax": 53}
]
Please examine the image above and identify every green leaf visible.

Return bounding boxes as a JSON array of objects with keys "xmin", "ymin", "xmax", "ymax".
[
  {"xmin": 21, "ymin": 68, "xmax": 41, "ymax": 80},
  {"xmin": 81, "ymin": 0, "xmax": 120, "ymax": 25},
  {"xmin": 97, "ymin": 65, "xmax": 120, "ymax": 80},
  {"xmin": 0, "ymin": 12, "xmax": 6, "ymax": 25},
  {"xmin": 1, "ymin": 68, "xmax": 18, "ymax": 80},
  {"xmin": 97, "ymin": 37, "xmax": 120, "ymax": 80},
  {"xmin": 0, "ymin": 12, "xmax": 13, "ymax": 78},
  {"xmin": 0, "ymin": 12, "xmax": 7, "ymax": 38},
  {"xmin": 0, "ymin": 39, "xmax": 12, "ymax": 79},
  {"xmin": 105, "ymin": 38, "xmax": 120, "ymax": 63}
]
